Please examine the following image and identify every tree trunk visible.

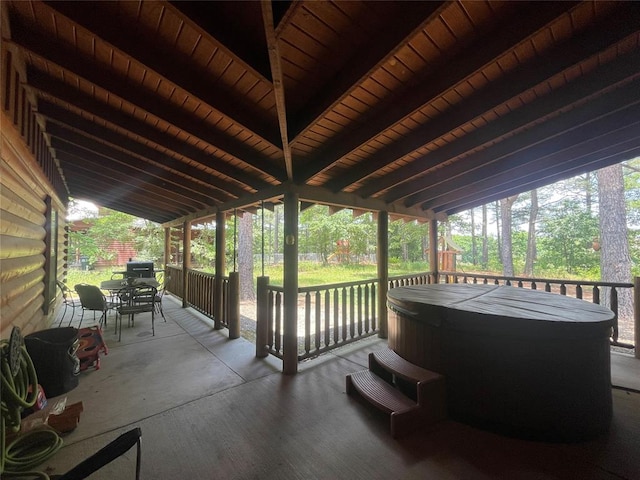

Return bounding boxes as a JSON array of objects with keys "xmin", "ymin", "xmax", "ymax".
[
  {"xmin": 471, "ymin": 207, "xmax": 477, "ymax": 265},
  {"xmin": 524, "ymin": 189, "xmax": 538, "ymax": 276},
  {"xmin": 481, "ymin": 204, "xmax": 488, "ymax": 269},
  {"xmin": 238, "ymin": 212, "xmax": 255, "ymax": 301},
  {"xmin": 500, "ymin": 195, "xmax": 518, "ymax": 277},
  {"xmin": 273, "ymin": 205, "xmax": 280, "ymax": 264},
  {"xmin": 597, "ymin": 164, "xmax": 633, "ymax": 323},
  {"xmin": 495, "ymin": 201, "xmax": 501, "ymax": 265}
]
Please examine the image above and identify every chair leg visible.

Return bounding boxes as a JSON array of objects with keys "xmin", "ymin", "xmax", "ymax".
[
  {"xmin": 151, "ymin": 310, "xmax": 155, "ymax": 336},
  {"xmin": 59, "ymin": 304, "xmax": 68, "ymax": 327},
  {"xmin": 157, "ymin": 302, "xmax": 166, "ymax": 321}
]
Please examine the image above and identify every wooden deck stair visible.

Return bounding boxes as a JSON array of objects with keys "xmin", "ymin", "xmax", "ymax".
[{"xmin": 346, "ymin": 349, "xmax": 446, "ymax": 438}]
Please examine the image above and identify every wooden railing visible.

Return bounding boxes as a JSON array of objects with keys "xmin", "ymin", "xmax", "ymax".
[
  {"xmin": 166, "ymin": 266, "xmax": 637, "ymax": 369},
  {"xmin": 259, "ymin": 279, "xmax": 379, "ymax": 361},
  {"xmin": 165, "ymin": 266, "xmax": 230, "ymax": 329}
]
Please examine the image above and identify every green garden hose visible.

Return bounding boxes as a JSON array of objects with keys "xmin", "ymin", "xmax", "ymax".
[{"xmin": 1, "ymin": 330, "xmax": 63, "ymax": 478}]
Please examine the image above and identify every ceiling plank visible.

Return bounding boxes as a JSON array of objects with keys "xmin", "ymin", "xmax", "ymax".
[
  {"xmin": 288, "ymin": 1, "xmax": 446, "ymax": 141},
  {"xmin": 7, "ymin": 18, "xmax": 287, "ymax": 180},
  {"xmin": 375, "ymin": 49, "xmax": 640, "ymax": 203},
  {"xmin": 409, "ymin": 85, "xmax": 640, "ymax": 208},
  {"xmin": 42, "ymin": 0, "xmax": 281, "ymax": 149},
  {"xmin": 27, "ymin": 69, "xmax": 272, "ymax": 191},
  {"xmin": 40, "ymin": 102, "xmax": 245, "ymax": 199},
  {"xmin": 50, "ymin": 137, "xmax": 221, "ymax": 205},
  {"xmin": 166, "ymin": 0, "xmax": 273, "ymax": 83},
  {"xmin": 341, "ymin": 16, "xmax": 640, "ymax": 195},
  {"xmin": 293, "ymin": 1, "xmax": 582, "ymax": 182},
  {"xmin": 54, "ymin": 149, "xmax": 207, "ymax": 209},
  {"xmin": 439, "ymin": 142, "xmax": 640, "ymax": 216}
]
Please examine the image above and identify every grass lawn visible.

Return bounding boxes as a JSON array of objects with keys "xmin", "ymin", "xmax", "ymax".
[{"xmin": 63, "ymin": 261, "xmax": 432, "ymax": 289}]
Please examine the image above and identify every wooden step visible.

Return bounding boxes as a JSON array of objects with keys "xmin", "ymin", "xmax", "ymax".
[
  {"xmin": 368, "ymin": 349, "xmax": 447, "ymax": 430},
  {"xmin": 347, "ymin": 369, "xmax": 426, "ymax": 437},
  {"xmin": 346, "ymin": 369, "xmax": 417, "ymax": 415},
  {"xmin": 370, "ymin": 348, "xmax": 442, "ymax": 385}
]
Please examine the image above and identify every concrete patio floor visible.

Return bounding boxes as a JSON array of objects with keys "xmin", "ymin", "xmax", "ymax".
[{"xmin": 37, "ymin": 295, "xmax": 640, "ymax": 479}]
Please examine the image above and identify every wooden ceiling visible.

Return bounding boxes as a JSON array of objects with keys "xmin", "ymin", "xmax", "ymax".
[{"xmin": 3, "ymin": 1, "xmax": 640, "ymax": 225}]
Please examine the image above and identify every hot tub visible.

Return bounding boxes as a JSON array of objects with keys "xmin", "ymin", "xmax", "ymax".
[{"xmin": 387, "ymin": 283, "xmax": 615, "ymax": 442}]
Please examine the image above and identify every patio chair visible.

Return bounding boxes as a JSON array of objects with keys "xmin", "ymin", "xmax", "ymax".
[
  {"xmin": 50, "ymin": 427, "xmax": 142, "ymax": 480},
  {"xmin": 57, "ymin": 280, "xmax": 80, "ymax": 327},
  {"xmin": 75, "ymin": 284, "xmax": 117, "ymax": 329},
  {"xmin": 116, "ymin": 284, "xmax": 157, "ymax": 341},
  {"xmin": 154, "ymin": 275, "xmax": 169, "ymax": 320}
]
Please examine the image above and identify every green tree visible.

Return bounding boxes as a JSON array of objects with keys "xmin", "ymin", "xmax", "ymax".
[
  {"xmin": 68, "ymin": 208, "xmax": 138, "ymax": 266},
  {"xmin": 537, "ymin": 199, "xmax": 599, "ymax": 275}
]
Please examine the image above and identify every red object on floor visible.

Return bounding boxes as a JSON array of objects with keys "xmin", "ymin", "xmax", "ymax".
[{"xmin": 76, "ymin": 326, "xmax": 108, "ymax": 371}]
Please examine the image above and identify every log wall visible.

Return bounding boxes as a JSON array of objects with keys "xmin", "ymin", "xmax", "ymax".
[{"xmin": 1, "ymin": 33, "xmax": 68, "ymax": 339}]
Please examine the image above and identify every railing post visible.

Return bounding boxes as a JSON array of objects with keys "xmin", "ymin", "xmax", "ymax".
[
  {"xmin": 228, "ymin": 272, "xmax": 240, "ymax": 339},
  {"xmin": 635, "ymin": 276, "xmax": 639, "ymax": 359},
  {"xmin": 256, "ymin": 276, "xmax": 269, "ymax": 357}
]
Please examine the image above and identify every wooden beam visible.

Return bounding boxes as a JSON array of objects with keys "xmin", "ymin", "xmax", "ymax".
[
  {"xmin": 377, "ymin": 211, "xmax": 388, "ymax": 339},
  {"xmin": 43, "ymin": 0, "xmax": 281, "ymax": 149},
  {"xmin": 360, "ymin": 48, "xmax": 640, "ymax": 201},
  {"xmin": 344, "ymin": 19, "xmax": 640, "ymax": 196},
  {"xmin": 288, "ymin": 1, "xmax": 446, "ymax": 142},
  {"xmin": 215, "ymin": 210, "xmax": 226, "ymax": 330},
  {"xmin": 45, "ymin": 117, "xmax": 242, "ymax": 200},
  {"xmin": 50, "ymin": 136, "xmax": 222, "ymax": 204},
  {"xmin": 408, "ymin": 82, "xmax": 640, "ymax": 208},
  {"xmin": 7, "ymin": 21, "xmax": 286, "ymax": 180},
  {"xmin": 261, "ymin": 0, "xmax": 294, "ymax": 180},
  {"xmin": 294, "ymin": 1, "xmax": 581, "ymax": 183},
  {"xmin": 28, "ymin": 72, "xmax": 273, "ymax": 190}
]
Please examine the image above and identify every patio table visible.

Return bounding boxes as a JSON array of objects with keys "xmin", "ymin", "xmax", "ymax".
[
  {"xmin": 101, "ymin": 278, "xmax": 159, "ymax": 338},
  {"xmin": 387, "ymin": 283, "xmax": 615, "ymax": 442},
  {"xmin": 100, "ymin": 277, "xmax": 159, "ymax": 292}
]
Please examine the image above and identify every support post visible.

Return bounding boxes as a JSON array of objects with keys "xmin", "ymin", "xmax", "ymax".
[
  {"xmin": 635, "ymin": 276, "xmax": 639, "ymax": 359},
  {"xmin": 215, "ymin": 210, "xmax": 226, "ymax": 330},
  {"xmin": 256, "ymin": 276, "xmax": 269, "ymax": 357},
  {"xmin": 163, "ymin": 227, "xmax": 171, "ymax": 273},
  {"xmin": 377, "ymin": 211, "xmax": 388, "ymax": 339},
  {"xmin": 429, "ymin": 218, "xmax": 438, "ymax": 284},
  {"xmin": 283, "ymin": 190, "xmax": 299, "ymax": 374},
  {"xmin": 182, "ymin": 221, "xmax": 191, "ymax": 308},
  {"xmin": 228, "ymin": 271, "xmax": 240, "ymax": 339}
]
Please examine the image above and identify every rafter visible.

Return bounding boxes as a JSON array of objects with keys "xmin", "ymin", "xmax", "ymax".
[
  {"xmin": 294, "ymin": 1, "xmax": 581, "ymax": 183},
  {"xmin": 262, "ymin": 0, "xmax": 294, "ymax": 180},
  {"xmin": 42, "ymin": 0, "xmax": 281, "ymax": 149},
  {"xmin": 27, "ymin": 70, "xmax": 272, "ymax": 191},
  {"xmin": 340, "ymin": 13, "xmax": 640, "ymax": 196},
  {"xmin": 7, "ymin": 19, "xmax": 286, "ymax": 180}
]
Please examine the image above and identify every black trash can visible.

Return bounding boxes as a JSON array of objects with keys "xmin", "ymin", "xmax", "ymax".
[{"xmin": 25, "ymin": 327, "xmax": 80, "ymax": 398}]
